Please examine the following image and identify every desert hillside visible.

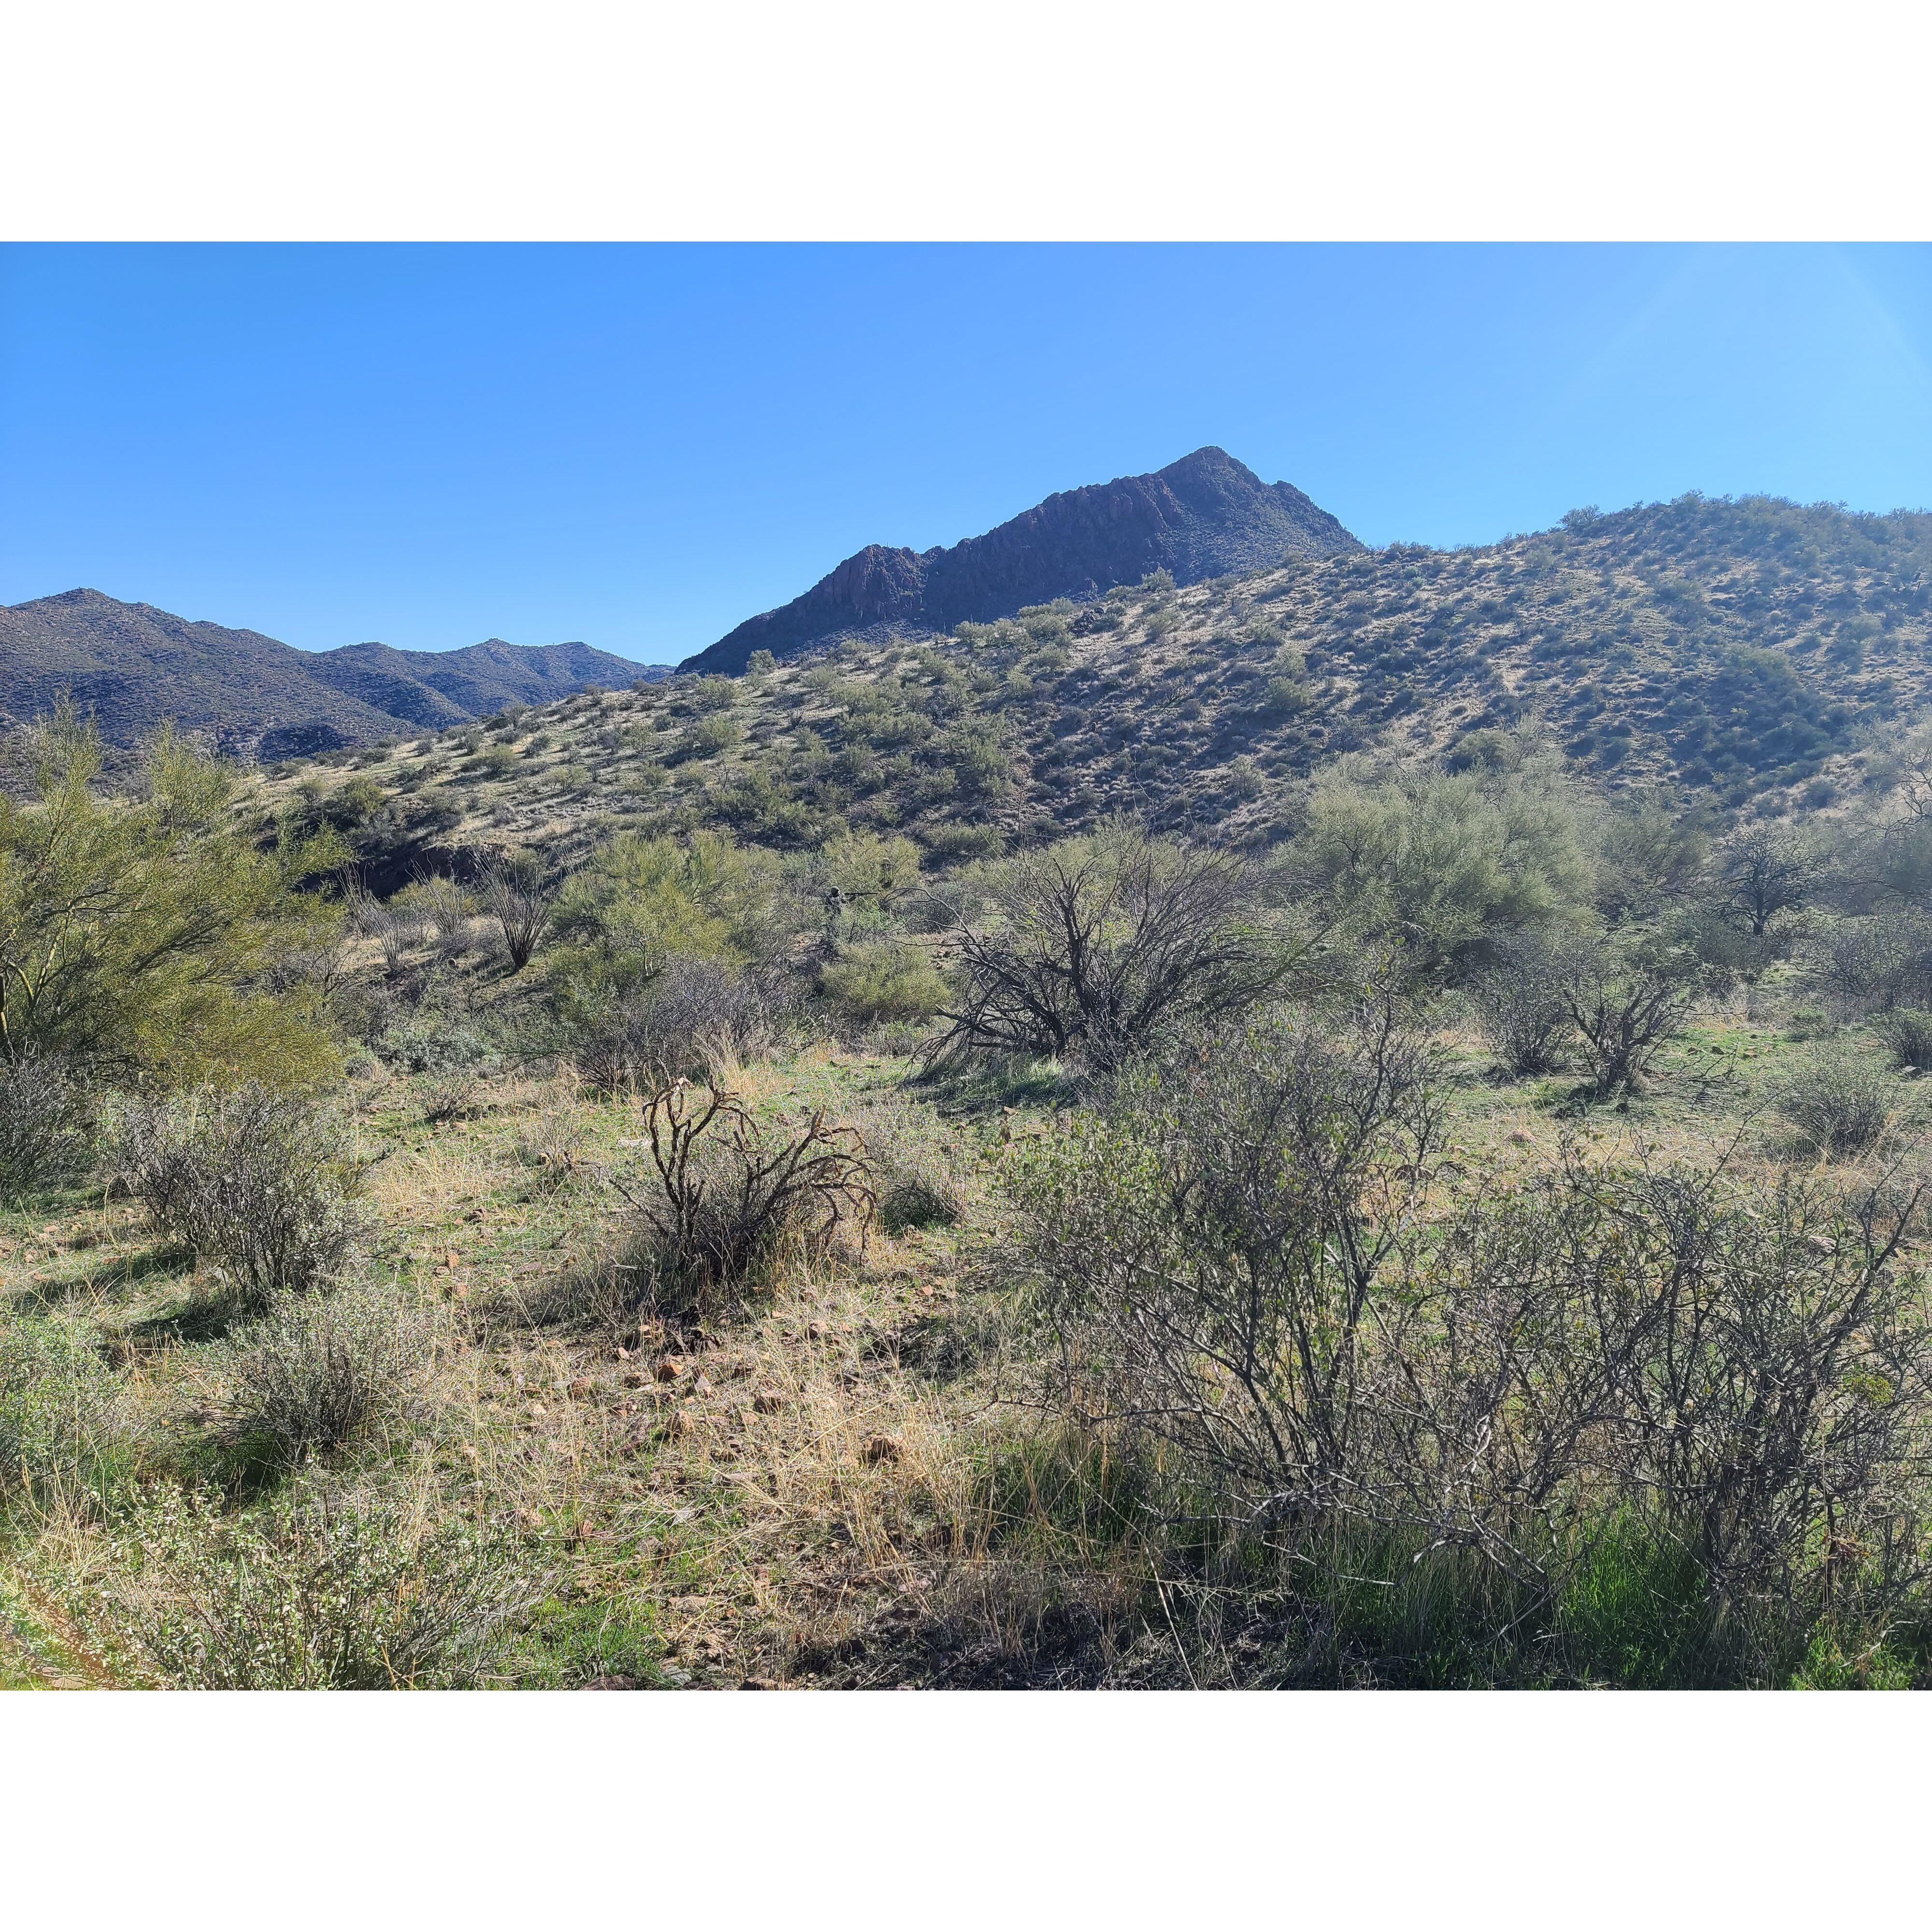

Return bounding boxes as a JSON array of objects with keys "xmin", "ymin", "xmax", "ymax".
[
  {"xmin": 0, "ymin": 589, "xmax": 656, "ymax": 760},
  {"xmin": 8, "ymin": 485, "xmax": 1932, "ymax": 1693}
]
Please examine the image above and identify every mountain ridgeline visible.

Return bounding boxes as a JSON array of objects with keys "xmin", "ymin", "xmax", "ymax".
[
  {"xmin": 682, "ymin": 446, "xmax": 1360, "ymax": 674},
  {"xmin": 0, "ymin": 589, "xmax": 658, "ymax": 762},
  {"xmin": 245, "ymin": 490, "xmax": 1932, "ymax": 907}
]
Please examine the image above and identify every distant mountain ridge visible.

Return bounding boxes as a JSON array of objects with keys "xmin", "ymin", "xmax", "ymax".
[
  {"xmin": 682, "ymin": 446, "xmax": 1359, "ymax": 674},
  {"xmin": 0, "ymin": 588, "xmax": 660, "ymax": 760}
]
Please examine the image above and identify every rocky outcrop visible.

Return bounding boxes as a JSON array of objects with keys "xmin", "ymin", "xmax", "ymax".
[{"xmin": 682, "ymin": 447, "xmax": 1357, "ymax": 674}]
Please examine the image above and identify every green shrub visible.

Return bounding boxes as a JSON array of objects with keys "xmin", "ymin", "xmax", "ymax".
[
  {"xmin": 214, "ymin": 1284, "xmax": 439, "ymax": 1469},
  {"xmin": 688, "ymin": 714, "xmax": 742, "ymax": 757},
  {"xmin": 686, "ymin": 675, "xmax": 738, "ymax": 714},
  {"xmin": 0, "ymin": 1315, "xmax": 136, "ymax": 1512},
  {"xmin": 1263, "ymin": 676, "xmax": 1308, "ymax": 717},
  {"xmin": 327, "ymin": 776, "xmax": 387, "ymax": 826},
  {"xmin": 1223, "ymin": 756, "xmax": 1264, "ymax": 801},
  {"xmin": 852, "ymin": 1096, "xmax": 971, "ymax": 1232},
  {"xmin": 818, "ymin": 942, "xmax": 948, "ymax": 1027},
  {"xmin": 118, "ymin": 1085, "xmax": 368, "ymax": 1316},
  {"xmin": 1291, "ymin": 743, "xmax": 1593, "ymax": 979},
  {"xmin": 0, "ymin": 709, "xmax": 341, "ymax": 1085},
  {"xmin": 1884, "ymin": 1008, "xmax": 1932, "ymax": 1072},
  {"xmin": 920, "ymin": 822, "xmax": 1006, "ymax": 861},
  {"xmin": 91, "ymin": 1479, "xmax": 546, "ymax": 1688},
  {"xmin": 1774, "ymin": 1050, "xmax": 1894, "ymax": 1158},
  {"xmin": 380, "ymin": 1011, "xmax": 493, "ymax": 1073},
  {"xmin": 547, "ymin": 829, "xmax": 783, "ymax": 999}
]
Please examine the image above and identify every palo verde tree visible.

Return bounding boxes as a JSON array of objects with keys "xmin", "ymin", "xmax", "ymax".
[
  {"xmin": 1289, "ymin": 739, "xmax": 1594, "ymax": 980},
  {"xmin": 0, "ymin": 706, "xmax": 343, "ymax": 1084}
]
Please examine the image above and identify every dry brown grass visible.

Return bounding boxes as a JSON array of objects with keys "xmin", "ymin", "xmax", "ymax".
[{"xmin": 12, "ymin": 983, "xmax": 1921, "ymax": 1688}]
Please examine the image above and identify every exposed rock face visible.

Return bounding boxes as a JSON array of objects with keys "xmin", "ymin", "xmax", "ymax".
[{"xmin": 682, "ymin": 447, "xmax": 1358, "ymax": 674}]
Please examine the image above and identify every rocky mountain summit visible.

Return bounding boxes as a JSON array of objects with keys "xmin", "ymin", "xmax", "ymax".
[{"xmin": 681, "ymin": 446, "xmax": 1358, "ymax": 673}]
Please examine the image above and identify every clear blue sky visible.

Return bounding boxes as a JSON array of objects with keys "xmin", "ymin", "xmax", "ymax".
[{"xmin": 3, "ymin": 244, "xmax": 1929, "ymax": 667}]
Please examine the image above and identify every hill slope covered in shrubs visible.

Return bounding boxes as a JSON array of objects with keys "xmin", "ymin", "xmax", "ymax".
[{"xmin": 10, "ymin": 489, "xmax": 1932, "ymax": 1690}]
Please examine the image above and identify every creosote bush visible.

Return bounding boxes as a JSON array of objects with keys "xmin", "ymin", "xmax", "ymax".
[
  {"xmin": 1562, "ymin": 942, "xmax": 1697, "ymax": 1099},
  {"xmin": 1001, "ymin": 1001, "xmax": 1445, "ymax": 1520},
  {"xmin": 1804, "ymin": 913, "xmax": 1932, "ymax": 1020},
  {"xmin": 214, "ymin": 1284, "xmax": 438, "ymax": 1468},
  {"xmin": 119, "ymin": 1084, "xmax": 367, "ymax": 1316}
]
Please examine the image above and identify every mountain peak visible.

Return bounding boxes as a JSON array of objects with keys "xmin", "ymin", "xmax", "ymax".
[{"xmin": 681, "ymin": 449, "xmax": 1356, "ymax": 673}]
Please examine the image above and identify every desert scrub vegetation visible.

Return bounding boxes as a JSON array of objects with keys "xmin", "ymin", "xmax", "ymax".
[
  {"xmin": 80, "ymin": 1478, "xmax": 546, "ymax": 1689},
  {"xmin": 994, "ymin": 1008, "xmax": 1932, "ymax": 1685},
  {"xmin": 1772, "ymin": 1048, "xmax": 1898, "ymax": 1159},
  {"xmin": 2, "ymin": 706, "xmax": 343, "ymax": 1084},
  {"xmin": 210, "ymin": 1281, "xmax": 440, "ymax": 1469},
  {"xmin": 0, "ymin": 1051, "xmax": 96, "ymax": 1202},
  {"xmin": 19, "ymin": 511, "xmax": 1932, "ymax": 1689},
  {"xmin": 613, "ymin": 1080, "xmax": 876, "ymax": 1330},
  {"xmin": 929, "ymin": 819, "xmax": 1295, "ymax": 1069},
  {"xmin": 118, "ymin": 1083, "xmax": 369, "ymax": 1316}
]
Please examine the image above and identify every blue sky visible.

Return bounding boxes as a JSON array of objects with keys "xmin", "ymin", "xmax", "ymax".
[{"xmin": 2, "ymin": 244, "xmax": 1928, "ymax": 667}]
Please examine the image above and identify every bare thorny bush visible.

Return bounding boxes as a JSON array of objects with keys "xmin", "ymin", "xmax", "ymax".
[
  {"xmin": 995, "ymin": 1003, "xmax": 1932, "ymax": 1671},
  {"xmin": 1471, "ymin": 928, "xmax": 1701, "ymax": 1099},
  {"xmin": 614, "ymin": 1079, "xmax": 877, "ymax": 1329},
  {"xmin": 1470, "ymin": 931, "xmax": 1574, "ymax": 1076},
  {"xmin": 1559, "ymin": 941, "xmax": 1699, "ymax": 1101},
  {"xmin": 928, "ymin": 821, "xmax": 1295, "ymax": 1071}
]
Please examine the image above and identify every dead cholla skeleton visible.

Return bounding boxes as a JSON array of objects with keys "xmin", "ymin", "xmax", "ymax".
[{"xmin": 619, "ymin": 1079, "xmax": 876, "ymax": 1300}]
